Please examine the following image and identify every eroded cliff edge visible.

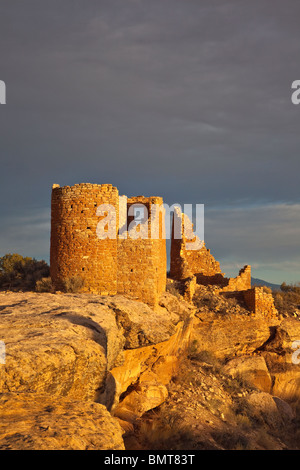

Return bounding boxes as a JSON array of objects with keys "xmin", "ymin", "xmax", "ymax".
[
  {"xmin": 0, "ymin": 290, "xmax": 194, "ymax": 450},
  {"xmin": 0, "ymin": 288, "xmax": 299, "ymax": 450}
]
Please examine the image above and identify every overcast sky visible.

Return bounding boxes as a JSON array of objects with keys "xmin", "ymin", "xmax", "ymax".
[{"xmin": 0, "ymin": 0, "xmax": 300, "ymax": 284}]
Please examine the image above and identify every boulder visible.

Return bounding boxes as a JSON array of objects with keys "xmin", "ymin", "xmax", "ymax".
[
  {"xmin": 245, "ymin": 392, "xmax": 291, "ymax": 429},
  {"xmin": 159, "ymin": 291, "xmax": 195, "ymax": 319},
  {"xmin": 0, "ymin": 292, "xmax": 188, "ymax": 405},
  {"xmin": 113, "ymin": 381, "xmax": 169, "ymax": 423},
  {"xmin": 102, "ymin": 294, "xmax": 182, "ymax": 349},
  {"xmin": 109, "ymin": 314, "xmax": 194, "ymax": 408},
  {"xmin": 272, "ymin": 396, "xmax": 295, "ymax": 423},
  {"xmin": 264, "ymin": 318, "xmax": 300, "ymax": 352},
  {"xmin": 191, "ymin": 313, "xmax": 277, "ymax": 360},
  {"xmin": 223, "ymin": 355, "xmax": 272, "ymax": 393},
  {"xmin": 261, "ymin": 319, "xmax": 300, "ymax": 404},
  {"xmin": 0, "ymin": 292, "xmax": 123, "ymax": 401},
  {"xmin": 0, "ymin": 291, "xmax": 194, "ymax": 447}
]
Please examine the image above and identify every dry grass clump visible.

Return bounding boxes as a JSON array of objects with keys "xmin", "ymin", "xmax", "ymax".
[
  {"xmin": 35, "ymin": 277, "xmax": 53, "ymax": 292},
  {"xmin": 166, "ymin": 284, "xmax": 181, "ymax": 299},
  {"xmin": 61, "ymin": 275, "xmax": 85, "ymax": 293},
  {"xmin": 136, "ymin": 406, "xmax": 198, "ymax": 450}
]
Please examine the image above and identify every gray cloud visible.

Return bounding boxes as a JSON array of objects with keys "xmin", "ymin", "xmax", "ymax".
[
  {"xmin": 0, "ymin": 0, "xmax": 300, "ymax": 283},
  {"xmin": 0, "ymin": 209, "xmax": 50, "ymax": 261},
  {"xmin": 204, "ymin": 203, "xmax": 300, "ymax": 284}
]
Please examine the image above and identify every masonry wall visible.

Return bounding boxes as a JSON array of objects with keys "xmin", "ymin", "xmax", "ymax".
[
  {"xmin": 50, "ymin": 183, "xmax": 119, "ymax": 294},
  {"xmin": 117, "ymin": 239, "xmax": 166, "ymax": 306},
  {"xmin": 170, "ymin": 208, "xmax": 223, "ymax": 281},
  {"xmin": 221, "ymin": 265, "xmax": 252, "ymax": 292},
  {"xmin": 117, "ymin": 196, "xmax": 166, "ymax": 306},
  {"xmin": 50, "ymin": 184, "xmax": 166, "ymax": 306},
  {"xmin": 243, "ymin": 287, "xmax": 278, "ymax": 318}
]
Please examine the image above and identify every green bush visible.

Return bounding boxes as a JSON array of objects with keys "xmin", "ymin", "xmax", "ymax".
[{"xmin": 0, "ymin": 253, "xmax": 50, "ymax": 291}]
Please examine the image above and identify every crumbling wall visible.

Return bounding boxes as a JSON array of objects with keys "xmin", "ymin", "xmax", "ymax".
[
  {"xmin": 170, "ymin": 208, "xmax": 223, "ymax": 281},
  {"xmin": 169, "ymin": 209, "xmax": 252, "ymax": 296},
  {"xmin": 243, "ymin": 287, "xmax": 278, "ymax": 318},
  {"xmin": 222, "ymin": 265, "xmax": 251, "ymax": 292}
]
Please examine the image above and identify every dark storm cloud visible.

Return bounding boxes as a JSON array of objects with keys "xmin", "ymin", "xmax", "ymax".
[
  {"xmin": 0, "ymin": 209, "xmax": 50, "ymax": 261},
  {"xmin": 0, "ymin": 0, "xmax": 300, "ymax": 282},
  {"xmin": 204, "ymin": 203, "xmax": 300, "ymax": 284}
]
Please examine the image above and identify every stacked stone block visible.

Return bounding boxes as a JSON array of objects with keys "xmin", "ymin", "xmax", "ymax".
[
  {"xmin": 50, "ymin": 184, "xmax": 166, "ymax": 306},
  {"xmin": 117, "ymin": 195, "xmax": 166, "ymax": 306},
  {"xmin": 243, "ymin": 287, "xmax": 278, "ymax": 318},
  {"xmin": 50, "ymin": 183, "xmax": 119, "ymax": 294},
  {"xmin": 50, "ymin": 184, "xmax": 276, "ymax": 317},
  {"xmin": 169, "ymin": 209, "xmax": 252, "ymax": 297},
  {"xmin": 222, "ymin": 265, "xmax": 252, "ymax": 292},
  {"xmin": 170, "ymin": 208, "xmax": 223, "ymax": 281}
]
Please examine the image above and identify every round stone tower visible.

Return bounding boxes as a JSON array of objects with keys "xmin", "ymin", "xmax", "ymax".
[{"xmin": 50, "ymin": 183, "xmax": 119, "ymax": 294}]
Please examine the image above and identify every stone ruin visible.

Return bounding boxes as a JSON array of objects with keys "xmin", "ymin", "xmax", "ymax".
[
  {"xmin": 50, "ymin": 183, "xmax": 278, "ymax": 317},
  {"xmin": 169, "ymin": 206, "xmax": 278, "ymax": 318},
  {"xmin": 50, "ymin": 183, "xmax": 166, "ymax": 306}
]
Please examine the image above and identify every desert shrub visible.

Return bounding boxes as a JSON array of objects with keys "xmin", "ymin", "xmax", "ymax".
[
  {"xmin": 186, "ymin": 340, "xmax": 223, "ymax": 371},
  {"xmin": 255, "ymin": 428, "xmax": 275, "ymax": 450},
  {"xmin": 0, "ymin": 253, "xmax": 31, "ymax": 273},
  {"xmin": 235, "ymin": 413, "xmax": 252, "ymax": 431},
  {"xmin": 273, "ymin": 282, "xmax": 300, "ymax": 316},
  {"xmin": 273, "ymin": 292, "xmax": 284, "ymax": 309},
  {"xmin": 222, "ymin": 376, "xmax": 243, "ymax": 395},
  {"xmin": 198, "ymin": 293, "xmax": 219, "ymax": 310},
  {"xmin": 0, "ymin": 253, "xmax": 50, "ymax": 291},
  {"xmin": 211, "ymin": 430, "xmax": 251, "ymax": 450},
  {"xmin": 136, "ymin": 406, "xmax": 201, "ymax": 450},
  {"xmin": 217, "ymin": 296, "xmax": 240, "ymax": 315},
  {"xmin": 222, "ymin": 372, "xmax": 256, "ymax": 397},
  {"xmin": 61, "ymin": 275, "xmax": 85, "ymax": 293},
  {"xmin": 280, "ymin": 282, "xmax": 300, "ymax": 294},
  {"xmin": 175, "ymin": 346, "xmax": 221, "ymax": 387},
  {"xmin": 232, "ymin": 395, "xmax": 261, "ymax": 425},
  {"xmin": 35, "ymin": 277, "xmax": 53, "ymax": 293},
  {"xmin": 206, "ymin": 397, "xmax": 222, "ymax": 413},
  {"xmin": 189, "ymin": 348, "xmax": 220, "ymax": 367},
  {"xmin": 187, "ymin": 339, "xmax": 199, "ymax": 358}
]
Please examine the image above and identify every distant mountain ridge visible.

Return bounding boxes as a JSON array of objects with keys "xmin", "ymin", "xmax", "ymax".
[{"xmin": 251, "ymin": 277, "xmax": 281, "ymax": 291}]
